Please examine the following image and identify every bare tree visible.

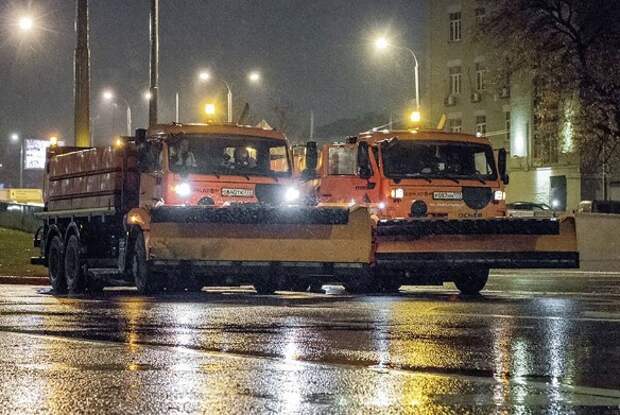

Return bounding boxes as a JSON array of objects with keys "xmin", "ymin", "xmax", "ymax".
[{"xmin": 480, "ymin": 0, "xmax": 620, "ymax": 198}]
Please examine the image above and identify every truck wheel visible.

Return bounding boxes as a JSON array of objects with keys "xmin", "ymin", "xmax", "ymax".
[
  {"xmin": 65, "ymin": 235, "xmax": 86, "ymax": 294},
  {"xmin": 454, "ymin": 268, "xmax": 489, "ymax": 295},
  {"xmin": 48, "ymin": 236, "xmax": 67, "ymax": 294},
  {"xmin": 132, "ymin": 231, "xmax": 162, "ymax": 295}
]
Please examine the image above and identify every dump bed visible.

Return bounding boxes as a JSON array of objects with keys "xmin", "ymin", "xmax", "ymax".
[{"xmin": 45, "ymin": 145, "xmax": 138, "ymax": 212}]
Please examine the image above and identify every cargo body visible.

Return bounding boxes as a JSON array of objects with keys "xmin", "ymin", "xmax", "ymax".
[
  {"xmin": 295, "ymin": 129, "xmax": 579, "ymax": 294},
  {"xmin": 32, "ymin": 124, "xmax": 373, "ymax": 295}
]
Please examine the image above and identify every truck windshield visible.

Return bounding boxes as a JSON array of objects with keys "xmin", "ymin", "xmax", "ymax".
[
  {"xmin": 168, "ymin": 135, "xmax": 291, "ymax": 177},
  {"xmin": 381, "ymin": 140, "xmax": 497, "ymax": 181}
]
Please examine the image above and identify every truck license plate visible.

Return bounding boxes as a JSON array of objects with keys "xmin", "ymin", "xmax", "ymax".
[
  {"xmin": 433, "ymin": 191, "xmax": 463, "ymax": 200},
  {"xmin": 221, "ymin": 188, "xmax": 254, "ymax": 197}
]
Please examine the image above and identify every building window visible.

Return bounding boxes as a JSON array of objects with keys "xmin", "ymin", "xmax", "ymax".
[
  {"xmin": 475, "ymin": 8, "xmax": 486, "ymax": 24},
  {"xmin": 505, "ymin": 111, "xmax": 511, "ymax": 147},
  {"xmin": 449, "ymin": 12, "xmax": 462, "ymax": 42},
  {"xmin": 475, "ymin": 63, "xmax": 487, "ymax": 91},
  {"xmin": 475, "ymin": 115, "xmax": 487, "ymax": 136},
  {"xmin": 448, "ymin": 118, "xmax": 462, "ymax": 133},
  {"xmin": 449, "ymin": 66, "xmax": 462, "ymax": 95}
]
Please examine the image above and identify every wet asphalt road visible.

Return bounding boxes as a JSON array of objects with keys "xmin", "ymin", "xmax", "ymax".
[{"xmin": 0, "ymin": 271, "xmax": 619, "ymax": 414}]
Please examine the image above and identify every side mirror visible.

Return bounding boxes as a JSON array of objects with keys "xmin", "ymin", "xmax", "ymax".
[
  {"xmin": 357, "ymin": 141, "xmax": 372, "ymax": 179},
  {"xmin": 498, "ymin": 148, "xmax": 509, "ymax": 184},
  {"xmin": 301, "ymin": 141, "xmax": 318, "ymax": 181}
]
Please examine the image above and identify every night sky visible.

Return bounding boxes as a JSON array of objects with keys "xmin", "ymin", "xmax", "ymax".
[{"xmin": 0, "ymin": 0, "xmax": 425, "ymax": 153}]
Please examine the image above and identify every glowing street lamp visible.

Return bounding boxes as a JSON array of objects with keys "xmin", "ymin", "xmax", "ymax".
[
  {"xmin": 18, "ymin": 16, "xmax": 34, "ymax": 32},
  {"xmin": 143, "ymin": 91, "xmax": 152, "ymax": 101},
  {"xmin": 374, "ymin": 36, "xmax": 389, "ymax": 50},
  {"xmin": 248, "ymin": 71, "xmax": 261, "ymax": 83},
  {"xmin": 198, "ymin": 70, "xmax": 211, "ymax": 82},
  {"xmin": 374, "ymin": 35, "xmax": 421, "ymax": 112},
  {"xmin": 49, "ymin": 136, "xmax": 58, "ymax": 146}
]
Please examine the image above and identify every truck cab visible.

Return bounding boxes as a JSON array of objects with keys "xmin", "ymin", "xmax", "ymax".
[
  {"xmin": 138, "ymin": 123, "xmax": 302, "ymax": 208},
  {"xmin": 304, "ymin": 129, "xmax": 510, "ymax": 220}
]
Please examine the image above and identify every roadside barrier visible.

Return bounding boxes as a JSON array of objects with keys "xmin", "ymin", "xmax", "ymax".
[
  {"xmin": 575, "ymin": 213, "xmax": 620, "ymax": 272},
  {"xmin": 0, "ymin": 203, "xmax": 42, "ymax": 233}
]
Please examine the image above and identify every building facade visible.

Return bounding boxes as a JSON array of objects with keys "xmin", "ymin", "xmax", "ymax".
[{"xmin": 426, "ymin": 0, "xmax": 586, "ymax": 210}]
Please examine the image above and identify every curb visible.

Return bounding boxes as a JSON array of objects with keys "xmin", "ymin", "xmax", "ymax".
[{"xmin": 0, "ymin": 276, "xmax": 49, "ymax": 285}]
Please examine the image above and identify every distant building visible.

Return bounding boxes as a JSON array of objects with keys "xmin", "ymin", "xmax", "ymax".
[{"xmin": 425, "ymin": 1, "xmax": 617, "ymax": 209}]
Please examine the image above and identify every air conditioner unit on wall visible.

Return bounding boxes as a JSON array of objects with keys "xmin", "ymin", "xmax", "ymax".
[
  {"xmin": 471, "ymin": 92, "xmax": 482, "ymax": 103},
  {"xmin": 445, "ymin": 95, "xmax": 457, "ymax": 106}
]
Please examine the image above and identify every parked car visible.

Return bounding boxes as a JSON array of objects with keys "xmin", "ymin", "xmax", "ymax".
[{"xmin": 506, "ymin": 201, "xmax": 555, "ymax": 217}]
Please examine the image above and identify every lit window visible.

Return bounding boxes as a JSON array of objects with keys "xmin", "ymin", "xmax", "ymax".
[
  {"xmin": 476, "ymin": 115, "xmax": 487, "ymax": 136},
  {"xmin": 449, "ymin": 66, "xmax": 462, "ymax": 95},
  {"xmin": 448, "ymin": 118, "xmax": 462, "ymax": 133},
  {"xmin": 475, "ymin": 62, "xmax": 487, "ymax": 91},
  {"xmin": 449, "ymin": 12, "xmax": 462, "ymax": 42}
]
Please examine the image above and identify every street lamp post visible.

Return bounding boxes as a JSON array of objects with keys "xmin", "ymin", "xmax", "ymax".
[
  {"xmin": 10, "ymin": 134, "xmax": 24, "ymax": 188},
  {"xmin": 197, "ymin": 70, "xmax": 261, "ymax": 123},
  {"xmin": 375, "ymin": 37, "xmax": 421, "ymax": 113},
  {"xmin": 102, "ymin": 90, "xmax": 132, "ymax": 136}
]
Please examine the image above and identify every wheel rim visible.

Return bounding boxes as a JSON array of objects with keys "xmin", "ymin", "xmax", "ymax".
[
  {"xmin": 66, "ymin": 246, "xmax": 78, "ymax": 282},
  {"xmin": 49, "ymin": 247, "xmax": 60, "ymax": 282}
]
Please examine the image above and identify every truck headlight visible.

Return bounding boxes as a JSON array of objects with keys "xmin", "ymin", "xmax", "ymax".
[
  {"xmin": 494, "ymin": 190, "xmax": 506, "ymax": 201},
  {"xmin": 390, "ymin": 188, "xmax": 405, "ymax": 199},
  {"xmin": 284, "ymin": 187, "xmax": 301, "ymax": 203},
  {"xmin": 174, "ymin": 182, "xmax": 192, "ymax": 198}
]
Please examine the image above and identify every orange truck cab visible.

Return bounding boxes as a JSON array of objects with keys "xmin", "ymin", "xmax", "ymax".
[
  {"xmin": 142, "ymin": 123, "xmax": 303, "ymax": 208},
  {"xmin": 305, "ymin": 129, "xmax": 509, "ymax": 219}
]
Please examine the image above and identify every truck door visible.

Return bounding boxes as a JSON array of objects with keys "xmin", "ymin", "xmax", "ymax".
[{"xmin": 318, "ymin": 144, "xmax": 379, "ymax": 205}]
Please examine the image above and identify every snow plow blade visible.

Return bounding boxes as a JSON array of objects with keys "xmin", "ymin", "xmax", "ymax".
[
  {"xmin": 374, "ymin": 216, "xmax": 579, "ymax": 270},
  {"xmin": 146, "ymin": 205, "xmax": 373, "ymax": 277}
]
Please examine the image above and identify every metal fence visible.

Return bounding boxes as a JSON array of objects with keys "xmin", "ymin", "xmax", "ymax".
[{"xmin": 0, "ymin": 203, "xmax": 43, "ymax": 233}]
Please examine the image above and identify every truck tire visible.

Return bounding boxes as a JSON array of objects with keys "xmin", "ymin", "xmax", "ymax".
[
  {"xmin": 454, "ymin": 268, "xmax": 489, "ymax": 295},
  {"xmin": 65, "ymin": 235, "xmax": 86, "ymax": 294},
  {"xmin": 48, "ymin": 235, "xmax": 67, "ymax": 294},
  {"xmin": 132, "ymin": 231, "xmax": 162, "ymax": 295}
]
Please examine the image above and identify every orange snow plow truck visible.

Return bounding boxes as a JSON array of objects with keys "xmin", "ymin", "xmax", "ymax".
[
  {"xmin": 31, "ymin": 123, "xmax": 374, "ymax": 295},
  {"xmin": 296, "ymin": 129, "xmax": 579, "ymax": 294}
]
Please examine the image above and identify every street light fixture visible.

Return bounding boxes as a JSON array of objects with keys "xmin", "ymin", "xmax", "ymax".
[
  {"xmin": 374, "ymin": 36, "xmax": 421, "ymax": 112},
  {"xmin": 198, "ymin": 70, "xmax": 211, "ymax": 82},
  {"xmin": 248, "ymin": 71, "xmax": 261, "ymax": 83},
  {"xmin": 102, "ymin": 89, "xmax": 132, "ymax": 136},
  {"xmin": 18, "ymin": 16, "xmax": 34, "ymax": 32},
  {"xmin": 8, "ymin": 133, "xmax": 24, "ymax": 187}
]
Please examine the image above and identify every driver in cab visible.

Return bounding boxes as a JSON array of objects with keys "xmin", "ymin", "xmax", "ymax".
[
  {"xmin": 170, "ymin": 138, "xmax": 197, "ymax": 169},
  {"xmin": 224, "ymin": 147, "xmax": 257, "ymax": 170}
]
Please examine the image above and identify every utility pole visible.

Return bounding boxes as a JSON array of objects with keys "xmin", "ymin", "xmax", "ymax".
[
  {"xmin": 74, "ymin": 0, "xmax": 90, "ymax": 147},
  {"xmin": 310, "ymin": 111, "xmax": 315, "ymax": 139},
  {"xmin": 148, "ymin": 0, "xmax": 159, "ymax": 127}
]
